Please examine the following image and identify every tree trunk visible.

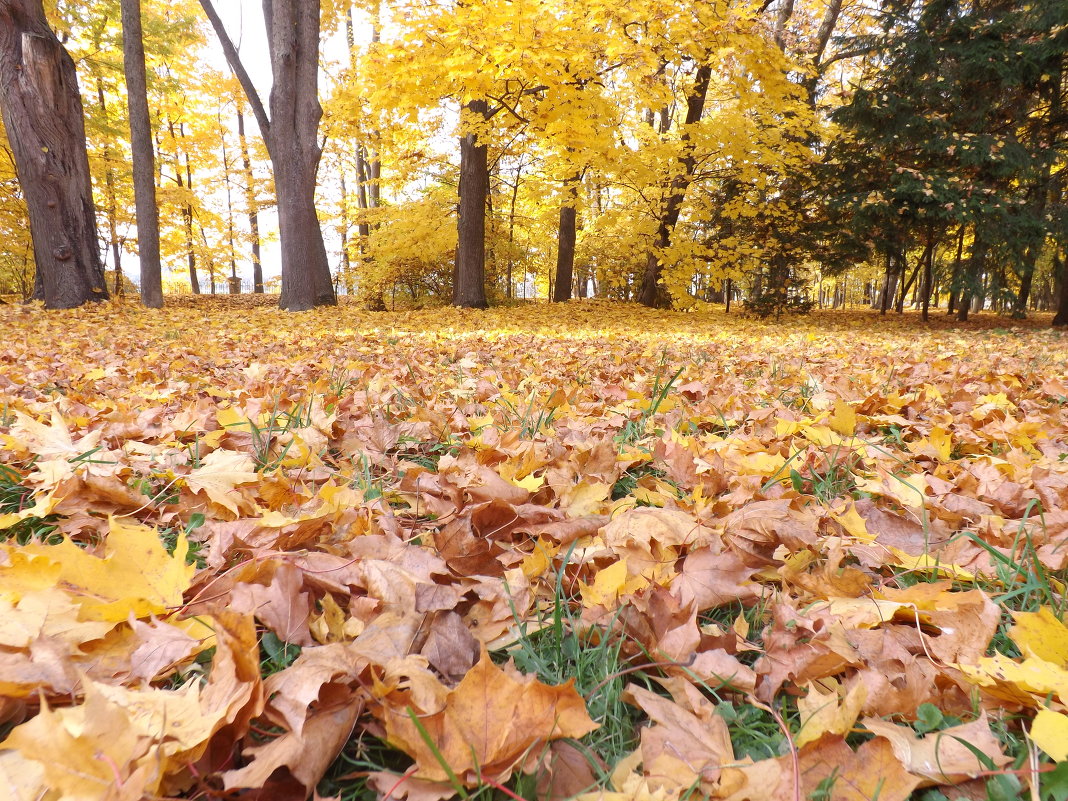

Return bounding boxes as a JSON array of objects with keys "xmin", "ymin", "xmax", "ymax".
[
  {"xmin": 182, "ymin": 160, "xmax": 200, "ymax": 295},
  {"xmin": 1014, "ymin": 259, "xmax": 1035, "ymax": 319},
  {"xmin": 453, "ymin": 99, "xmax": 489, "ymax": 308},
  {"xmin": 200, "ymin": 0, "xmax": 335, "ymax": 310},
  {"xmin": 219, "ymin": 115, "xmax": 240, "ymax": 293},
  {"xmin": 505, "ymin": 159, "xmax": 523, "ymax": 300},
  {"xmin": 167, "ymin": 120, "xmax": 201, "ymax": 294},
  {"xmin": 1053, "ymin": 252, "xmax": 1068, "ymax": 327},
  {"xmin": 339, "ymin": 173, "xmax": 351, "ymax": 294},
  {"xmin": 264, "ymin": 0, "xmax": 334, "ymax": 310},
  {"xmin": 552, "ymin": 173, "xmax": 580, "ymax": 303},
  {"xmin": 921, "ymin": 238, "xmax": 935, "ymax": 322},
  {"xmin": 879, "ymin": 251, "xmax": 894, "ymax": 314},
  {"xmin": 121, "ymin": 0, "xmax": 163, "ymax": 308},
  {"xmin": 236, "ymin": 108, "xmax": 263, "ymax": 293},
  {"xmin": 94, "ymin": 79, "xmax": 125, "ymax": 296},
  {"xmin": 947, "ymin": 224, "xmax": 965, "ymax": 315},
  {"xmin": 897, "ymin": 242, "xmax": 931, "ymax": 314},
  {"xmin": 958, "ymin": 229, "xmax": 987, "ymax": 322},
  {"xmin": 0, "ymin": 0, "xmax": 108, "ymax": 308},
  {"xmin": 639, "ymin": 64, "xmax": 712, "ymax": 308}
]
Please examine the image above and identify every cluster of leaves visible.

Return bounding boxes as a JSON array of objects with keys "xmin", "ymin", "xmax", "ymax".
[{"xmin": 1, "ymin": 299, "xmax": 1068, "ymax": 801}]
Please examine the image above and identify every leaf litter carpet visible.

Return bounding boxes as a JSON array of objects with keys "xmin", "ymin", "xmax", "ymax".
[{"xmin": 1, "ymin": 299, "xmax": 1067, "ymax": 800}]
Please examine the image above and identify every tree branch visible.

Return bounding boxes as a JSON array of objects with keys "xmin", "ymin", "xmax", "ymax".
[{"xmin": 197, "ymin": 0, "xmax": 271, "ymax": 140}]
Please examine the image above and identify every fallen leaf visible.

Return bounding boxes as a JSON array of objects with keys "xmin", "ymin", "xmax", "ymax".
[{"xmin": 381, "ymin": 647, "xmax": 597, "ymax": 784}]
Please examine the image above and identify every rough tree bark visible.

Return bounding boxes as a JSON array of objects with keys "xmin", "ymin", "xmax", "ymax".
[
  {"xmin": 638, "ymin": 64, "xmax": 712, "ymax": 309},
  {"xmin": 121, "ymin": 0, "xmax": 162, "ymax": 308},
  {"xmin": 1053, "ymin": 252, "xmax": 1068, "ymax": 327},
  {"xmin": 453, "ymin": 99, "xmax": 490, "ymax": 309},
  {"xmin": 0, "ymin": 0, "xmax": 108, "ymax": 308},
  {"xmin": 552, "ymin": 173, "xmax": 580, "ymax": 303},
  {"xmin": 199, "ymin": 0, "xmax": 335, "ymax": 311}
]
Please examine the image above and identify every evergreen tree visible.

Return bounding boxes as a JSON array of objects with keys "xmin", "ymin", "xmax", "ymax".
[{"xmin": 827, "ymin": 0, "xmax": 1067, "ymax": 321}]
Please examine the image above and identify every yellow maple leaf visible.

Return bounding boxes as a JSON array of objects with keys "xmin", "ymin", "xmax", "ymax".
[
  {"xmin": 1010, "ymin": 607, "xmax": 1068, "ymax": 667},
  {"xmin": 884, "ymin": 547, "xmax": 975, "ymax": 581},
  {"xmin": 521, "ymin": 537, "xmax": 558, "ymax": 579},
  {"xmin": 578, "ymin": 558, "xmax": 647, "ymax": 607},
  {"xmin": 0, "ymin": 517, "xmax": 194, "ymax": 622},
  {"xmin": 828, "ymin": 398, "xmax": 856, "ymax": 436},
  {"xmin": 1031, "ymin": 709, "xmax": 1068, "ymax": 761},
  {"xmin": 956, "ymin": 653, "xmax": 1068, "ymax": 706},
  {"xmin": 796, "ymin": 679, "xmax": 867, "ymax": 748},
  {"xmin": 562, "ymin": 480, "xmax": 611, "ymax": 516},
  {"xmin": 13, "ymin": 408, "xmax": 102, "ymax": 460},
  {"xmin": 509, "ymin": 473, "xmax": 545, "ymax": 492},
  {"xmin": 831, "ymin": 502, "xmax": 874, "ymax": 542},
  {"xmin": 185, "ymin": 449, "xmax": 258, "ymax": 515}
]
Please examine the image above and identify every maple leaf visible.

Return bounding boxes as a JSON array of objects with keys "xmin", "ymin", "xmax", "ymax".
[
  {"xmin": 795, "ymin": 678, "xmax": 867, "ymax": 748},
  {"xmin": 184, "ymin": 449, "xmax": 258, "ymax": 515},
  {"xmin": 622, "ymin": 684, "xmax": 734, "ymax": 795},
  {"xmin": 12, "ymin": 408, "xmax": 102, "ymax": 461},
  {"xmin": 862, "ymin": 713, "xmax": 1010, "ymax": 782},
  {"xmin": 0, "ymin": 516, "xmax": 193, "ymax": 622},
  {"xmin": 1030, "ymin": 708, "xmax": 1068, "ymax": 761},
  {"xmin": 3, "ymin": 291, "xmax": 1068, "ymax": 801},
  {"xmin": 381, "ymin": 647, "xmax": 597, "ymax": 784}
]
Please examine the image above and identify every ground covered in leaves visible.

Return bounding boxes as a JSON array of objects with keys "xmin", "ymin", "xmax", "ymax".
[{"xmin": 1, "ymin": 298, "xmax": 1068, "ymax": 801}]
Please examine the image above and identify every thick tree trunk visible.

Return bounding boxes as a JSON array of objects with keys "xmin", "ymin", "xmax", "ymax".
[
  {"xmin": 553, "ymin": 204, "xmax": 577, "ymax": 302},
  {"xmin": 454, "ymin": 99, "xmax": 489, "ymax": 309},
  {"xmin": 0, "ymin": 0, "xmax": 108, "ymax": 308},
  {"xmin": 1014, "ymin": 261, "xmax": 1035, "ymax": 319},
  {"xmin": 552, "ymin": 174, "xmax": 580, "ymax": 303},
  {"xmin": 639, "ymin": 64, "xmax": 712, "ymax": 309},
  {"xmin": 263, "ymin": 0, "xmax": 334, "ymax": 310},
  {"xmin": 121, "ymin": 0, "xmax": 162, "ymax": 308},
  {"xmin": 200, "ymin": 0, "xmax": 334, "ymax": 310},
  {"xmin": 1053, "ymin": 252, "xmax": 1068, "ymax": 327}
]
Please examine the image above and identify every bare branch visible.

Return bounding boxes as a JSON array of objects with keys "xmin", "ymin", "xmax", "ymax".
[
  {"xmin": 197, "ymin": 0, "xmax": 271, "ymax": 141},
  {"xmin": 812, "ymin": 0, "xmax": 844, "ymax": 67}
]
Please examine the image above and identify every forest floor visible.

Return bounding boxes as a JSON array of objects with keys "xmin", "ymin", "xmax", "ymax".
[{"xmin": 1, "ymin": 298, "xmax": 1067, "ymax": 801}]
